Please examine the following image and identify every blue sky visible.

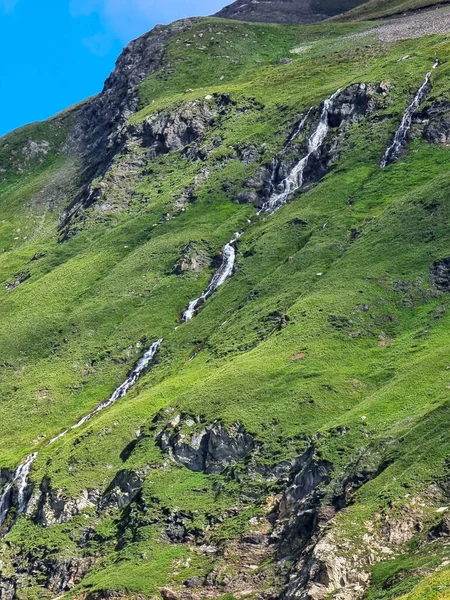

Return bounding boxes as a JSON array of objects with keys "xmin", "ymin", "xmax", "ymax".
[{"xmin": 0, "ymin": 0, "xmax": 228, "ymax": 136}]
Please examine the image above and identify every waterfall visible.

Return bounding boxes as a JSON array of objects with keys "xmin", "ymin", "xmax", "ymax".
[
  {"xmin": 0, "ymin": 340, "xmax": 163, "ymax": 532},
  {"xmin": 380, "ymin": 60, "xmax": 438, "ymax": 168},
  {"xmin": 258, "ymin": 90, "xmax": 341, "ymax": 215},
  {"xmin": 0, "ymin": 453, "xmax": 37, "ymax": 527},
  {"xmin": 49, "ymin": 339, "xmax": 164, "ymax": 442},
  {"xmin": 182, "ymin": 233, "xmax": 241, "ymax": 322}
]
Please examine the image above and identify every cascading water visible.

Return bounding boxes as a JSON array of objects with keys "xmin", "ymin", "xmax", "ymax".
[
  {"xmin": 0, "ymin": 453, "xmax": 37, "ymax": 527},
  {"xmin": 258, "ymin": 90, "xmax": 341, "ymax": 215},
  {"xmin": 182, "ymin": 233, "xmax": 241, "ymax": 322},
  {"xmin": 380, "ymin": 60, "xmax": 438, "ymax": 168},
  {"xmin": 49, "ymin": 338, "xmax": 163, "ymax": 443},
  {"xmin": 0, "ymin": 340, "xmax": 163, "ymax": 532}
]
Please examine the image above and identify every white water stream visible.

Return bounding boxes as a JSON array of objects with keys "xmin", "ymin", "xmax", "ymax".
[
  {"xmin": 182, "ymin": 232, "xmax": 241, "ymax": 322},
  {"xmin": 0, "ymin": 340, "xmax": 163, "ymax": 530},
  {"xmin": 0, "ymin": 453, "xmax": 37, "ymax": 527},
  {"xmin": 381, "ymin": 60, "xmax": 438, "ymax": 167},
  {"xmin": 258, "ymin": 90, "xmax": 341, "ymax": 214}
]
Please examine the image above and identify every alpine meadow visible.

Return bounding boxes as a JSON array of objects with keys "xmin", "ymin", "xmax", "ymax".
[{"xmin": 5, "ymin": 1, "xmax": 450, "ymax": 599}]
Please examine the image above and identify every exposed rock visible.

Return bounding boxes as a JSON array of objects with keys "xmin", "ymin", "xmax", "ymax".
[
  {"xmin": 0, "ymin": 553, "xmax": 94, "ymax": 599},
  {"xmin": 242, "ymin": 83, "xmax": 380, "ymax": 209},
  {"xmin": 174, "ymin": 244, "xmax": 209, "ymax": 274},
  {"xmin": 272, "ymin": 448, "xmax": 333, "ymax": 557},
  {"xmin": 46, "ymin": 557, "xmax": 95, "ymax": 593},
  {"xmin": 157, "ymin": 415, "xmax": 256, "ymax": 474},
  {"xmin": 276, "ymin": 446, "xmax": 395, "ymax": 600},
  {"xmin": 30, "ymin": 252, "xmax": 46, "ymax": 262},
  {"xmin": 100, "ymin": 470, "xmax": 144, "ymax": 511},
  {"xmin": 21, "ymin": 140, "xmax": 50, "ymax": 161},
  {"xmin": 431, "ymin": 257, "xmax": 450, "ymax": 290},
  {"xmin": 67, "ymin": 18, "xmax": 199, "ymax": 163},
  {"xmin": 424, "ymin": 113, "xmax": 450, "ymax": 145},
  {"xmin": 60, "ymin": 96, "xmax": 229, "ymax": 238},
  {"xmin": 213, "ymin": 0, "xmax": 368, "ymax": 24},
  {"xmin": 33, "ymin": 478, "xmax": 99, "ymax": 526},
  {"xmin": 5, "ymin": 272, "xmax": 30, "ymax": 291},
  {"xmin": 60, "ymin": 18, "xmax": 200, "ymax": 237},
  {"xmin": 133, "ymin": 100, "xmax": 220, "ymax": 157}
]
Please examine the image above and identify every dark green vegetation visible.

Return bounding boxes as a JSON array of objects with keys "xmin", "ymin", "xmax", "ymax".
[{"xmin": 3, "ymin": 9, "xmax": 450, "ymax": 600}]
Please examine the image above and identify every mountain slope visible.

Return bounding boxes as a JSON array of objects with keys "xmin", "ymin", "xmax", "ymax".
[
  {"xmin": 2, "ymin": 8, "xmax": 450, "ymax": 600},
  {"xmin": 336, "ymin": 0, "xmax": 450, "ymax": 20},
  {"xmin": 213, "ymin": 0, "xmax": 369, "ymax": 24}
]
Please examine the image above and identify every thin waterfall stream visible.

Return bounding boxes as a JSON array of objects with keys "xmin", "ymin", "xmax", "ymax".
[
  {"xmin": 258, "ymin": 89, "xmax": 341, "ymax": 215},
  {"xmin": 182, "ymin": 232, "xmax": 241, "ymax": 322},
  {"xmin": 0, "ymin": 340, "xmax": 163, "ymax": 532},
  {"xmin": 381, "ymin": 59, "xmax": 438, "ymax": 167},
  {"xmin": 0, "ymin": 453, "xmax": 37, "ymax": 528}
]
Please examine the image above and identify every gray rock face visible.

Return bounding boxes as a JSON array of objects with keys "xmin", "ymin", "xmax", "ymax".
[
  {"xmin": 60, "ymin": 18, "xmax": 199, "ymax": 237},
  {"xmin": 0, "ymin": 556, "xmax": 94, "ymax": 600},
  {"xmin": 157, "ymin": 415, "xmax": 256, "ymax": 474},
  {"xmin": 21, "ymin": 140, "xmax": 50, "ymax": 161},
  {"xmin": 67, "ymin": 18, "xmax": 199, "ymax": 163},
  {"xmin": 132, "ymin": 99, "xmax": 220, "ymax": 157},
  {"xmin": 31, "ymin": 471, "xmax": 146, "ymax": 526},
  {"xmin": 100, "ymin": 470, "xmax": 144, "ymax": 511},
  {"xmin": 60, "ymin": 96, "xmax": 227, "ymax": 238},
  {"xmin": 213, "ymin": 0, "xmax": 368, "ymax": 24},
  {"xmin": 431, "ymin": 257, "xmax": 450, "ymax": 290},
  {"xmin": 272, "ymin": 448, "xmax": 333, "ymax": 557},
  {"xmin": 243, "ymin": 83, "xmax": 380, "ymax": 209},
  {"xmin": 423, "ymin": 103, "xmax": 450, "ymax": 145},
  {"xmin": 33, "ymin": 478, "xmax": 99, "ymax": 526}
]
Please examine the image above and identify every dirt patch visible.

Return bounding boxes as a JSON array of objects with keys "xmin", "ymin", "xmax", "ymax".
[{"xmin": 356, "ymin": 5, "xmax": 450, "ymax": 42}]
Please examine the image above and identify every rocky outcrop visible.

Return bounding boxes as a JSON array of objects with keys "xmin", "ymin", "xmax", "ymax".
[
  {"xmin": 272, "ymin": 448, "xmax": 333, "ymax": 558},
  {"xmin": 33, "ymin": 478, "xmax": 99, "ymax": 526},
  {"xmin": 30, "ymin": 470, "xmax": 148, "ymax": 525},
  {"xmin": 241, "ymin": 83, "xmax": 380, "ymax": 210},
  {"xmin": 213, "ymin": 0, "xmax": 368, "ymax": 24},
  {"xmin": 274, "ymin": 446, "xmax": 395, "ymax": 600},
  {"xmin": 60, "ymin": 96, "xmax": 230, "ymax": 238},
  {"xmin": 431, "ymin": 256, "xmax": 450, "ymax": 290},
  {"xmin": 156, "ymin": 415, "xmax": 256, "ymax": 474},
  {"xmin": 174, "ymin": 244, "xmax": 209, "ymax": 274},
  {"xmin": 67, "ymin": 18, "xmax": 199, "ymax": 164},
  {"xmin": 21, "ymin": 140, "xmax": 50, "ymax": 161},
  {"xmin": 5, "ymin": 272, "xmax": 30, "ymax": 292},
  {"xmin": 132, "ymin": 100, "xmax": 222, "ymax": 158},
  {"xmin": 0, "ymin": 554, "xmax": 94, "ymax": 599},
  {"xmin": 100, "ymin": 470, "xmax": 144, "ymax": 511},
  {"xmin": 60, "ymin": 18, "xmax": 200, "ymax": 238}
]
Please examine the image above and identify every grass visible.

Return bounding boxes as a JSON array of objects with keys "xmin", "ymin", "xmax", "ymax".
[{"xmin": 2, "ymin": 13, "xmax": 450, "ymax": 600}]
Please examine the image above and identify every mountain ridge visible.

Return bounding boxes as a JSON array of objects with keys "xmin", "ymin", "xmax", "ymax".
[{"xmin": 213, "ymin": 0, "xmax": 370, "ymax": 23}]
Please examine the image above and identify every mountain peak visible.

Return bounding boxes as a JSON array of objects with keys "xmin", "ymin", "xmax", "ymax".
[{"xmin": 213, "ymin": 0, "xmax": 370, "ymax": 23}]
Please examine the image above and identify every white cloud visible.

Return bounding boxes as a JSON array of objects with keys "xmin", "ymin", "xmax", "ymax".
[
  {"xmin": 82, "ymin": 31, "xmax": 114, "ymax": 56},
  {"xmin": 0, "ymin": 0, "xmax": 19, "ymax": 13}
]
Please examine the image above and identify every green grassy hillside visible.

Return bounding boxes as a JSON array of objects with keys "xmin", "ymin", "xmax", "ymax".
[{"xmin": 2, "ymin": 12, "xmax": 450, "ymax": 600}]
